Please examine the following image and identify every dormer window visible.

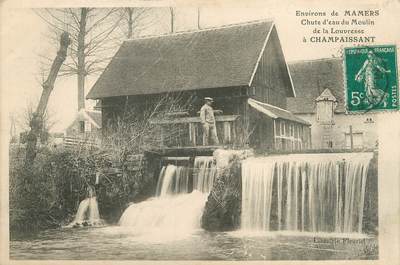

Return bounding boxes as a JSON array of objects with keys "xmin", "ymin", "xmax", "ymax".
[{"xmin": 315, "ymin": 88, "xmax": 337, "ymax": 125}]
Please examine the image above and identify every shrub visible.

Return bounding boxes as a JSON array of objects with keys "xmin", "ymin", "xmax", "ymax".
[{"xmin": 9, "ymin": 145, "xmax": 155, "ymax": 238}]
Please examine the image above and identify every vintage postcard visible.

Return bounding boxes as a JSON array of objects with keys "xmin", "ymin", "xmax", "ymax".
[{"xmin": 1, "ymin": 0, "xmax": 399, "ymax": 264}]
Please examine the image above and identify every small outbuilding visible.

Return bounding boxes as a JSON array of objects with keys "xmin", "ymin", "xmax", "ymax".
[{"xmin": 64, "ymin": 109, "xmax": 102, "ymax": 148}]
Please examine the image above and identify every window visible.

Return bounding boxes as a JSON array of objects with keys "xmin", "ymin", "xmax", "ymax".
[
  {"xmin": 79, "ymin": 121, "xmax": 85, "ymax": 133},
  {"xmin": 316, "ymin": 101, "xmax": 335, "ymax": 124},
  {"xmin": 316, "ymin": 88, "xmax": 337, "ymax": 124},
  {"xmin": 274, "ymin": 120, "xmax": 305, "ymax": 151}
]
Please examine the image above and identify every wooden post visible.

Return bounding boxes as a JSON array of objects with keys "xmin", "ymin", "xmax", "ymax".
[
  {"xmin": 223, "ymin": 121, "xmax": 231, "ymax": 144},
  {"xmin": 189, "ymin": 123, "xmax": 192, "ymax": 144},
  {"xmin": 232, "ymin": 120, "xmax": 237, "ymax": 146},
  {"xmin": 189, "ymin": 123, "xmax": 196, "ymax": 146},
  {"xmin": 349, "ymin": 125, "xmax": 354, "ymax": 150},
  {"xmin": 273, "ymin": 119, "xmax": 276, "ymax": 150}
]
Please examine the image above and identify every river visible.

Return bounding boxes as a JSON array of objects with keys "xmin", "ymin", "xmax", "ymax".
[
  {"xmin": 11, "ymin": 153, "xmax": 377, "ymax": 260},
  {"xmin": 10, "ymin": 227, "xmax": 377, "ymax": 260}
]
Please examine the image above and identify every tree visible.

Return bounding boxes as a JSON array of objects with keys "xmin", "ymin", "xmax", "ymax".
[
  {"xmin": 18, "ymin": 102, "xmax": 55, "ymax": 145},
  {"xmin": 117, "ymin": 8, "xmax": 152, "ymax": 39},
  {"xmin": 25, "ymin": 32, "xmax": 71, "ymax": 165},
  {"xmin": 37, "ymin": 8, "xmax": 123, "ymax": 110}
]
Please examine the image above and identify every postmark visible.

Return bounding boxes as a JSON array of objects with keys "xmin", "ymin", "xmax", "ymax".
[{"xmin": 344, "ymin": 45, "xmax": 399, "ymax": 113}]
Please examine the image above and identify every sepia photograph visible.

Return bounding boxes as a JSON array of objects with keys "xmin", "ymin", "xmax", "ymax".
[{"xmin": 1, "ymin": 0, "xmax": 399, "ymax": 263}]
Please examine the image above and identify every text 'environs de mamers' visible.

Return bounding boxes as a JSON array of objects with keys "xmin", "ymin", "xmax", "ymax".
[{"xmin": 296, "ymin": 10, "xmax": 380, "ymax": 17}]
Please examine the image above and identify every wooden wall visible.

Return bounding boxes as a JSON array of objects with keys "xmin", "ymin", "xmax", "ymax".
[
  {"xmin": 248, "ymin": 108, "xmax": 275, "ymax": 150},
  {"xmin": 100, "ymin": 87, "xmax": 249, "ymax": 140},
  {"xmin": 249, "ymin": 27, "xmax": 292, "ymax": 109}
]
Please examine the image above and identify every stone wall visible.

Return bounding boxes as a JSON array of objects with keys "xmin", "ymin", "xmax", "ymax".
[
  {"xmin": 201, "ymin": 149, "xmax": 253, "ymax": 231},
  {"xmin": 297, "ymin": 113, "xmax": 378, "ymax": 150},
  {"xmin": 201, "ymin": 158, "xmax": 242, "ymax": 231},
  {"xmin": 362, "ymin": 151, "xmax": 378, "ymax": 235}
]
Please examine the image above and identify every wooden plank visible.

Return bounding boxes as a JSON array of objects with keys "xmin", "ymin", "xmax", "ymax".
[
  {"xmin": 162, "ymin": 157, "xmax": 191, "ymax": 161},
  {"xmin": 189, "ymin": 123, "xmax": 197, "ymax": 146},
  {"xmin": 156, "ymin": 145, "xmax": 225, "ymax": 152},
  {"xmin": 149, "ymin": 115, "xmax": 240, "ymax": 125}
]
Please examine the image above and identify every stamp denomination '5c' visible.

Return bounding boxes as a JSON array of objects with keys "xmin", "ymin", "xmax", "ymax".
[{"xmin": 344, "ymin": 45, "xmax": 399, "ymax": 113}]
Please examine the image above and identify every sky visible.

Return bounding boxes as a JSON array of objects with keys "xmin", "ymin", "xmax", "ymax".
[{"xmin": 2, "ymin": 1, "xmax": 400, "ymax": 133}]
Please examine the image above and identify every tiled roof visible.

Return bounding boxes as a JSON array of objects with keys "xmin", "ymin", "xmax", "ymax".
[
  {"xmin": 287, "ymin": 58, "xmax": 345, "ymax": 114},
  {"xmin": 248, "ymin": 98, "xmax": 311, "ymax": 125},
  {"xmin": 87, "ymin": 20, "xmax": 274, "ymax": 99},
  {"xmin": 316, "ymin": 88, "xmax": 337, "ymax": 102}
]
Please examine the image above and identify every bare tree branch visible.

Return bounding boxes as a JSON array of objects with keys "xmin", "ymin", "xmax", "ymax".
[
  {"xmin": 44, "ymin": 9, "xmax": 80, "ymax": 32},
  {"xmin": 85, "ymin": 8, "xmax": 119, "ymax": 33},
  {"xmin": 36, "ymin": 7, "xmax": 164, "ymax": 112}
]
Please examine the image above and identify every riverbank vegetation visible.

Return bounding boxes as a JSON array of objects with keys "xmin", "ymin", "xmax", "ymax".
[
  {"xmin": 9, "ymin": 144, "xmax": 158, "ymax": 239},
  {"xmin": 10, "ymin": 85, "xmax": 191, "ymax": 238}
]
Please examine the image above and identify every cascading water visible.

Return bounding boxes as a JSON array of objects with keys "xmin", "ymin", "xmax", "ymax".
[
  {"xmin": 193, "ymin": 156, "xmax": 217, "ymax": 193},
  {"xmin": 119, "ymin": 156, "xmax": 216, "ymax": 239},
  {"xmin": 155, "ymin": 164, "xmax": 191, "ymax": 196},
  {"xmin": 68, "ymin": 187, "xmax": 103, "ymax": 227},
  {"xmin": 241, "ymin": 153, "xmax": 373, "ymax": 234}
]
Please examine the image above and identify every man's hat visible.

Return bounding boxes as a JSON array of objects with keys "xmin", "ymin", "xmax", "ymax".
[{"xmin": 204, "ymin": 97, "xmax": 214, "ymax": 102}]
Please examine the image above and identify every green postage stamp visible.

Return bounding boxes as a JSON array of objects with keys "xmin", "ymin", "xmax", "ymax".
[{"xmin": 344, "ymin": 45, "xmax": 399, "ymax": 113}]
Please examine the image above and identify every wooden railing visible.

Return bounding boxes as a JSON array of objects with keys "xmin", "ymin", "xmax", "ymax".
[
  {"xmin": 63, "ymin": 136, "xmax": 99, "ymax": 149},
  {"xmin": 149, "ymin": 115, "xmax": 240, "ymax": 148}
]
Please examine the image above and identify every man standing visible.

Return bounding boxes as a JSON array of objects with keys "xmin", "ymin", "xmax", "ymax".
[{"xmin": 200, "ymin": 97, "xmax": 219, "ymax": 145}]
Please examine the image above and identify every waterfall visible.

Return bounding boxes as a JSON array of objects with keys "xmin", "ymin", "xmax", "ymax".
[
  {"xmin": 73, "ymin": 198, "xmax": 90, "ymax": 224},
  {"xmin": 241, "ymin": 153, "xmax": 372, "ymax": 234},
  {"xmin": 193, "ymin": 156, "xmax": 217, "ymax": 193},
  {"xmin": 119, "ymin": 191, "xmax": 208, "ymax": 239},
  {"xmin": 88, "ymin": 197, "xmax": 101, "ymax": 222},
  {"xmin": 155, "ymin": 165, "xmax": 191, "ymax": 197},
  {"xmin": 68, "ymin": 196, "xmax": 103, "ymax": 227},
  {"xmin": 119, "ymin": 156, "xmax": 216, "ymax": 239}
]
